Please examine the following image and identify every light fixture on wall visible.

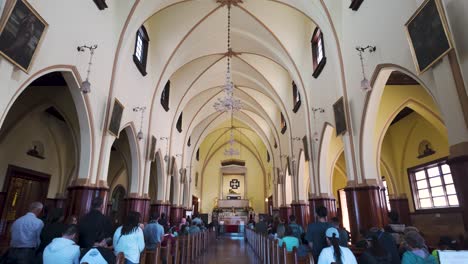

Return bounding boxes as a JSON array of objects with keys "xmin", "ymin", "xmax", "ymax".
[
  {"xmin": 77, "ymin": 44, "xmax": 98, "ymax": 94},
  {"xmin": 311, "ymin": 107, "xmax": 325, "ymax": 142},
  {"xmin": 133, "ymin": 106, "xmax": 146, "ymax": 141},
  {"xmin": 213, "ymin": 4, "xmax": 242, "ymax": 113},
  {"xmin": 356, "ymin": 45, "xmax": 376, "ymax": 92},
  {"xmin": 160, "ymin": 136, "xmax": 169, "ymax": 162}
]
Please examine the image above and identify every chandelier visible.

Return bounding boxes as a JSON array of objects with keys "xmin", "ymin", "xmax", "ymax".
[
  {"xmin": 224, "ymin": 111, "xmax": 240, "ymax": 156},
  {"xmin": 213, "ymin": 4, "xmax": 242, "ymax": 113}
]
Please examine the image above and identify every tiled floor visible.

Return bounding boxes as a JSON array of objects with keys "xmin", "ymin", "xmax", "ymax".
[{"xmin": 194, "ymin": 236, "xmax": 261, "ymax": 264}]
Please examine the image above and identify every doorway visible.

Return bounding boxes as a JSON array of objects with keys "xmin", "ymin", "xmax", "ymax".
[{"xmin": 0, "ymin": 165, "xmax": 50, "ymax": 240}]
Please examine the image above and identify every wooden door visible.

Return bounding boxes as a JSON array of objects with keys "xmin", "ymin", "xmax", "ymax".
[{"xmin": 0, "ymin": 165, "xmax": 50, "ymax": 240}]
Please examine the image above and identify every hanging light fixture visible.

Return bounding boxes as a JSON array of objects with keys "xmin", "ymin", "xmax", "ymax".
[
  {"xmin": 133, "ymin": 106, "xmax": 146, "ymax": 140},
  {"xmin": 224, "ymin": 111, "xmax": 240, "ymax": 156},
  {"xmin": 356, "ymin": 45, "xmax": 376, "ymax": 92},
  {"xmin": 213, "ymin": 4, "xmax": 242, "ymax": 113},
  {"xmin": 77, "ymin": 44, "xmax": 98, "ymax": 94}
]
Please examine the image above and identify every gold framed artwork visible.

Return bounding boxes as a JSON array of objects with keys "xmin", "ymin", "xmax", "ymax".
[
  {"xmin": 0, "ymin": 0, "xmax": 48, "ymax": 72},
  {"xmin": 108, "ymin": 98, "xmax": 124, "ymax": 137},
  {"xmin": 405, "ymin": 0, "xmax": 453, "ymax": 74},
  {"xmin": 333, "ymin": 97, "xmax": 347, "ymax": 136}
]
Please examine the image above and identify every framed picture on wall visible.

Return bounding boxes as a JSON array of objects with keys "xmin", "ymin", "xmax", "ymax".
[
  {"xmin": 302, "ymin": 136, "xmax": 310, "ymax": 161},
  {"xmin": 148, "ymin": 135, "xmax": 157, "ymax": 161},
  {"xmin": 333, "ymin": 97, "xmax": 347, "ymax": 136},
  {"xmin": 405, "ymin": 0, "xmax": 453, "ymax": 74},
  {"xmin": 349, "ymin": 0, "xmax": 364, "ymax": 11},
  {"xmin": 108, "ymin": 98, "xmax": 124, "ymax": 137},
  {"xmin": 0, "ymin": 0, "xmax": 48, "ymax": 72}
]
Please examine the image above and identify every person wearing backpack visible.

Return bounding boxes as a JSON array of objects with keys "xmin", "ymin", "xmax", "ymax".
[{"xmin": 288, "ymin": 215, "xmax": 304, "ymax": 241}]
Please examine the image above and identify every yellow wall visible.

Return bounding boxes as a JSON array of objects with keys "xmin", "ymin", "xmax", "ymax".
[
  {"xmin": 381, "ymin": 112, "xmax": 449, "ymax": 211},
  {"xmin": 331, "ymin": 153, "xmax": 347, "ymax": 204}
]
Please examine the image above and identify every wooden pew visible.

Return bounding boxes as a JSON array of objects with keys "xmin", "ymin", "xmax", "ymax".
[
  {"xmin": 282, "ymin": 245, "xmax": 295, "ymax": 264},
  {"xmin": 144, "ymin": 243, "xmax": 161, "ymax": 264},
  {"xmin": 294, "ymin": 250, "xmax": 313, "ymax": 264}
]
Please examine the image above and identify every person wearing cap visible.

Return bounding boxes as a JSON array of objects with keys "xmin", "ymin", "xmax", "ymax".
[
  {"xmin": 317, "ymin": 227, "xmax": 357, "ymax": 264},
  {"xmin": 401, "ymin": 231, "xmax": 436, "ymax": 264}
]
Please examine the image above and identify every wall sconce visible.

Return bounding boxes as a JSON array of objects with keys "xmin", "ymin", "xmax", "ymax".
[
  {"xmin": 77, "ymin": 44, "xmax": 98, "ymax": 94},
  {"xmin": 198, "ymin": 198, "xmax": 201, "ymax": 203},
  {"xmin": 311, "ymin": 107, "xmax": 325, "ymax": 142},
  {"xmin": 265, "ymin": 198, "xmax": 268, "ymax": 202},
  {"xmin": 356, "ymin": 45, "xmax": 376, "ymax": 92},
  {"xmin": 160, "ymin": 137, "xmax": 169, "ymax": 162},
  {"xmin": 133, "ymin": 106, "xmax": 146, "ymax": 141}
]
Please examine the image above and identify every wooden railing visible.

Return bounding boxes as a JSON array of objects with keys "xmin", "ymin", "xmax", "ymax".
[
  {"xmin": 141, "ymin": 229, "xmax": 216, "ymax": 264},
  {"xmin": 245, "ymin": 228, "xmax": 313, "ymax": 264}
]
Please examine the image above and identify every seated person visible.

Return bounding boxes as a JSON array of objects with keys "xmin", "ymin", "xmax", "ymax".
[
  {"xmin": 80, "ymin": 232, "xmax": 115, "ymax": 264},
  {"xmin": 317, "ymin": 227, "xmax": 357, "ymax": 264},
  {"xmin": 278, "ymin": 226, "xmax": 300, "ymax": 252},
  {"xmin": 402, "ymin": 231, "xmax": 436, "ymax": 264},
  {"xmin": 296, "ymin": 233, "xmax": 312, "ymax": 258},
  {"xmin": 432, "ymin": 236, "xmax": 458, "ymax": 264},
  {"xmin": 43, "ymin": 225, "xmax": 80, "ymax": 264},
  {"xmin": 359, "ymin": 230, "xmax": 392, "ymax": 264}
]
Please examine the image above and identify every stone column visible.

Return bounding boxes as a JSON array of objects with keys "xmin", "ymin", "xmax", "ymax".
[
  {"xmin": 124, "ymin": 196, "xmax": 151, "ymax": 223},
  {"xmin": 308, "ymin": 196, "xmax": 337, "ymax": 221},
  {"xmin": 170, "ymin": 205, "xmax": 185, "ymax": 225},
  {"xmin": 344, "ymin": 185, "xmax": 386, "ymax": 243},
  {"xmin": 290, "ymin": 201, "xmax": 310, "ymax": 227},
  {"xmin": 66, "ymin": 185, "xmax": 109, "ymax": 219},
  {"xmin": 447, "ymin": 145, "xmax": 468, "ymax": 232},
  {"xmin": 389, "ymin": 195, "xmax": 411, "ymax": 225},
  {"xmin": 279, "ymin": 205, "xmax": 292, "ymax": 222}
]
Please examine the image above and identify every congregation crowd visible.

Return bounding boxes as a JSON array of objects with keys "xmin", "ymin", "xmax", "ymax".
[
  {"xmin": 0, "ymin": 198, "xmax": 209, "ymax": 264},
  {"xmin": 248, "ymin": 206, "xmax": 461, "ymax": 264}
]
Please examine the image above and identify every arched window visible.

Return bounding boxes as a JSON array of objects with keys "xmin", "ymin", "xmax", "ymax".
[
  {"xmin": 311, "ymin": 27, "xmax": 326, "ymax": 78},
  {"xmin": 133, "ymin": 26, "xmax": 149, "ymax": 76},
  {"xmin": 280, "ymin": 112, "xmax": 287, "ymax": 134},
  {"xmin": 292, "ymin": 81, "xmax": 301, "ymax": 113},
  {"xmin": 176, "ymin": 112, "xmax": 183, "ymax": 133},
  {"xmin": 161, "ymin": 80, "xmax": 170, "ymax": 111}
]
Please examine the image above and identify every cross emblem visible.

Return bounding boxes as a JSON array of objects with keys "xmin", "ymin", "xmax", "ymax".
[{"xmin": 230, "ymin": 179, "xmax": 240, "ymax": 189}]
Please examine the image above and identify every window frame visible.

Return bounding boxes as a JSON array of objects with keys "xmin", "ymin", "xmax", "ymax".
[
  {"xmin": 311, "ymin": 27, "xmax": 327, "ymax": 78},
  {"xmin": 407, "ymin": 158, "xmax": 460, "ymax": 211},
  {"xmin": 176, "ymin": 112, "xmax": 183, "ymax": 133},
  {"xmin": 382, "ymin": 176, "xmax": 391, "ymax": 211},
  {"xmin": 133, "ymin": 26, "xmax": 149, "ymax": 76},
  {"xmin": 280, "ymin": 112, "xmax": 287, "ymax": 134},
  {"xmin": 292, "ymin": 81, "xmax": 301, "ymax": 113},
  {"xmin": 161, "ymin": 80, "xmax": 170, "ymax": 112}
]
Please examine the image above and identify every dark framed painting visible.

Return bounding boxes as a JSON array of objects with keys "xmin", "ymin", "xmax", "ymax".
[
  {"xmin": 405, "ymin": 0, "xmax": 453, "ymax": 74},
  {"xmin": 148, "ymin": 135, "xmax": 157, "ymax": 161},
  {"xmin": 333, "ymin": 97, "xmax": 347, "ymax": 136},
  {"xmin": 349, "ymin": 0, "xmax": 364, "ymax": 11},
  {"xmin": 0, "ymin": 0, "xmax": 48, "ymax": 72},
  {"xmin": 108, "ymin": 98, "xmax": 124, "ymax": 137},
  {"xmin": 302, "ymin": 136, "xmax": 310, "ymax": 161}
]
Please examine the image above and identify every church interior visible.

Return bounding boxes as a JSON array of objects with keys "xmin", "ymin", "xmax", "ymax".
[{"xmin": 0, "ymin": 0, "xmax": 468, "ymax": 263}]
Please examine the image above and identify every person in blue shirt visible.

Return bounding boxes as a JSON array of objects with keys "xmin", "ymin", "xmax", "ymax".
[
  {"xmin": 305, "ymin": 205, "xmax": 332, "ymax": 263},
  {"xmin": 288, "ymin": 215, "xmax": 304, "ymax": 241},
  {"xmin": 43, "ymin": 225, "xmax": 80, "ymax": 264},
  {"xmin": 143, "ymin": 212, "xmax": 164, "ymax": 250},
  {"xmin": 278, "ymin": 225, "xmax": 300, "ymax": 252},
  {"xmin": 401, "ymin": 231, "xmax": 436, "ymax": 264},
  {"xmin": 113, "ymin": 211, "xmax": 145, "ymax": 264},
  {"xmin": 6, "ymin": 201, "xmax": 44, "ymax": 264}
]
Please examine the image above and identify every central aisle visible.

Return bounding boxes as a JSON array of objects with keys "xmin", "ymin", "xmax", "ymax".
[{"xmin": 194, "ymin": 236, "xmax": 261, "ymax": 264}]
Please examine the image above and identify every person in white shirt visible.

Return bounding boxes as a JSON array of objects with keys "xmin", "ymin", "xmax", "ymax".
[
  {"xmin": 43, "ymin": 225, "xmax": 80, "ymax": 264},
  {"xmin": 113, "ymin": 211, "xmax": 145, "ymax": 264},
  {"xmin": 318, "ymin": 227, "xmax": 357, "ymax": 264}
]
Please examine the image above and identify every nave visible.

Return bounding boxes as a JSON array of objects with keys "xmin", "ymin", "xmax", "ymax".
[{"xmin": 194, "ymin": 237, "xmax": 260, "ymax": 264}]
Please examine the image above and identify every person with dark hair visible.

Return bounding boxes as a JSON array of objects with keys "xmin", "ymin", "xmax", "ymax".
[
  {"xmin": 113, "ymin": 211, "xmax": 145, "ymax": 264},
  {"xmin": 255, "ymin": 215, "xmax": 268, "ymax": 235},
  {"xmin": 385, "ymin": 211, "xmax": 405, "ymax": 246},
  {"xmin": 6, "ymin": 201, "xmax": 44, "ymax": 264},
  {"xmin": 143, "ymin": 212, "xmax": 164, "ymax": 250},
  {"xmin": 38, "ymin": 208, "xmax": 67, "ymax": 255},
  {"xmin": 305, "ymin": 205, "xmax": 332, "ymax": 262},
  {"xmin": 331, "ymin": 217, "xmax": 350, "ymax": 247},
  {"xmin": 80, "ymin": 232, "xmax": 116, "ymax": 264},
  {"xmin": 288, "ymin": 215, "xmax": 304, "ymax": 241},
  {"xmin": 278, "ymin": 225, "xmax": 300, "ymax": 252},
  {"xmin": 192, "ymin": 213, "xmax": 202, "ymax": 225},
  {"xmin": 359, "ymin": 231, "xmax": 392, "ymax": 264},
  {"xmin": 43, "ymin": 225, "xmax": 80, "ymax": 264},
  {"xmin": 189, "ymin": 221, "xmax": 201, "ymax": 234},
  {"xmin": 318, "ymin": 227, "xmax": 357, "ymax": 264},
  {"xmin": 297, "ymin": 233, "xmax": 313, "ymax": 258},
  {"xmin": 78, "ymin": 197, "xmax": 113, "ymax": 248},
  {"xmin": 158, "ymin": 213, "xmax": 168, "ymax": 229},
  {"xmin": 431, "ymin": 236, "xmax": 458, "ymax": 263},
  {"xmin": 401, "ymin": 231, "xmax": 436, "ymax": 264}
]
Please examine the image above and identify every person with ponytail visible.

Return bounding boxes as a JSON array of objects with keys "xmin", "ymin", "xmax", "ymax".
[
  {"xmin": 113, "ymin": 211, "xmax": 145, "ymax": 264},
  {"xmin": 318, "ymin": 227, "xmax": 357, "ymax": 264}
]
